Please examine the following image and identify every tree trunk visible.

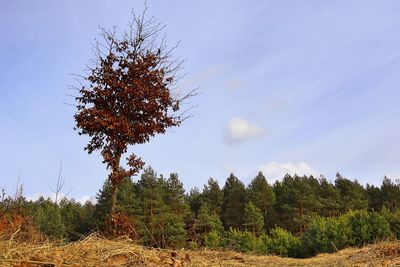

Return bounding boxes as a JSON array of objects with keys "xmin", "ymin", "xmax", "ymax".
[
  {"xmin": 110, "ymin": 185, "xmax": 118, "ymax": 218},
  {"xmin": 109, "ymin": 151, "xmax": 122, "ymax": 224}
]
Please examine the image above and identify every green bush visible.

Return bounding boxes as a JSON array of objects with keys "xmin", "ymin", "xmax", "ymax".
[
  {"xmin": 211, "ymin": 228, "xmax": 300, "ymax": 257},
  {"xmin": 223, "ymin": 228, "xmax": 261, "ymax": 253},
  {"xmin": 302, "ymin": 210, "xmax": 393, "ymax": 257},
  {"xmin": 258, "ymin": 233, "xmax": 272, "ymax": 254},
  {"xmin": 301, "ymin": 216, "xmax": 350, "ymax": 257},
  {"xmin": 344, "ymin": 210, "xmax": 391, "ymax": 246},
  {"xmin": 301, "ymin": 216, "xmax": 332, "ymax": 256},
  {"xmin": 267, "ymin": 227, "xmax": 300, "ymax": 257},
  {"xmin": 204, "ymin": 230, "xmax": 221, "ymax": 248},
  {"xmin": 367, "ymin": 211, "xmax": 393, "ymax": 242},
  {"xmin": 380, "ymin": 207, "xmax": 400, "ymax": 239}
]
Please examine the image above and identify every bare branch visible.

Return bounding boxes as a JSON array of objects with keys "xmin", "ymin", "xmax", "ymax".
[{"xmin": 50, "ymin": 159, "xmax": 66, "ymax": 205}]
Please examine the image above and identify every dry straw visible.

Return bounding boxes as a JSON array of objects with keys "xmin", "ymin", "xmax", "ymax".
[{"xmin": 1, "ymin": 233, "xmax": 400, "ymax": 266}]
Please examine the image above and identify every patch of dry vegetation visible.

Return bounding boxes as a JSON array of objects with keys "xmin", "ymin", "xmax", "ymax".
[
  {"xmin": 0, "ymin": 234, "xmax": 172, "ymax": 267},
  {"xmin": 1, "ymin": 234, "xmax": 400, "ymax": 267}
]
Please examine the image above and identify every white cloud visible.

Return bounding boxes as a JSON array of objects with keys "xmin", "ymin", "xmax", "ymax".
[
  {"xmin": 259, "ymin": 162, "xmax": 318, "ymax": 182},
  {"xmin": 224, "ymin": 118, "xmax": 266, "ymax": 144}
]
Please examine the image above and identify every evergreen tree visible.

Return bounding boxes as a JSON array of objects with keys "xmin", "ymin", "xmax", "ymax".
[
  {"xmin": 273, "ymin": 175, "xmax": 321, "ymax": 232},
  {"xmin": 247, "ymin": 172, "xmax": 275, "ymax": 225},
  {"xmin": 187, "ymin": 187, "xmax": 202, "ymax": 216},
  {"xmin": 136, "ymin": 167, "xmax": 168, "ymax": 247},
  {"xmin": 163, "ymin": 173, "xmax": 189, "ymax": 247},
  {"xmin": 201, "ymin": 178, "xmax": 223, "ymax": 215},
  {"xmin": 4, "ymin": 165, "xmax": 400, "ymax": 254},
  {"xmin": 59, "ymin": 198, "xmax": 84, "ymax": 240},
  {"xmin": 94, "ymin": 176, "xmax": 140, "ymax": 232},
  {"xmin": 196, "ymin": 204, "xmax": 224, "ymax": 234},
  {"xmin": 165, "ymin": 173, "xmax": 190, "ymax": 217},
  {"xmin": 366, "ymin": 183, "xmax": 382, "ymax": 211},
  {"xmin": 163, "ymin": 213, "xmax": 187, "ymax": 248},
  {"xmin": 335, "ymin": 173, "xmax": 368, "ymax": 213},
  {"xmin": 243, "ymin": 201, "xmax": 264, "ymax": 234},
  {"xmin": 317, "ymin": 176, "xmax": 341, "ymax": 217},
  {"xmin": 33, "ymin": 197, "xmax": 66, "ymax": 239},
  {"xmin": 79, "ymin": 201, "xmax": 95, "ymax": 234},
  {"xmin": 222, "ymin": 173, "xmax": 246, "ymax": 229},
  {"xmin": 186, "ymin": 186, "xmax": 202, "ymax": 243},
  {"xmin": 380, "ymin": 176, "xmax": 400, "ymax": 211}
]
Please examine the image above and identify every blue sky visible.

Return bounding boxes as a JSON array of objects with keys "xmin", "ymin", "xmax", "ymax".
[{"xmin": 1, "ymin": 1, "xmax": 400, "ymax": 202}]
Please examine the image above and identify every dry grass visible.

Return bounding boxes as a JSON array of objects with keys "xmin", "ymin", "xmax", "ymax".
[{"xmin": 1, "ymin": 234, "xmax": 400, "ymax": 267}]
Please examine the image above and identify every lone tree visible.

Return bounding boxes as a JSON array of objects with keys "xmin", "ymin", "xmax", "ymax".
[{"xmin": 73, "ymin": 7, "xmax": 196, "ymax": 229}]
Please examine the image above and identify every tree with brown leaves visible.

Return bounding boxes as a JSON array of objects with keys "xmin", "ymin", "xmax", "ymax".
[{"xmin": 73, "ymin": 7, "xmax": 196, "ymax": 230}]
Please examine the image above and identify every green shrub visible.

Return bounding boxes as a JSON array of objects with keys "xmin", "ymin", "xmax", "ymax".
[
  {"xmin": 204, "ymin": 230, "xmax": 221, "ymax": 248},
  {"xmin": 380, "ymin": 207, "xmax": 400, "ymax": 239},
  {"xmin": 267, "ymin": 227, "xmax": 300, "ymax": 257},
  {"xmin": 223, "ymin": 228, "xmax": 261, "ymax": 253},
  {"xmin": 302, "ymin": 210, "xmax": 392, "ymax": 257},
  {"xmin": 301, "ymin": 216, "xmax": 350, "ymax": 257},
  {"xmin": 258, "ymin": 233, "xmax": 272, "ymax": 254},
  {"xmin": 368, "ymin": 211, "xmax": 393, "ymax": 241},
  {"xmin": 221, "ymin": 227, "xmax": 300, "ymax": 256},
  {"xmin": 344, "ymin": 210, "xmax": 391, "ymax": 246},
  {"xmin": 301, "ymin": 216, "xmax": 331, "ymax": 256}
]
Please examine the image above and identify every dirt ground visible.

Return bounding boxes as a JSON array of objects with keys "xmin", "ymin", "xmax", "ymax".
[{"xmin": 1, "ymin": 235, "xmax": 400, "ymax": 266}]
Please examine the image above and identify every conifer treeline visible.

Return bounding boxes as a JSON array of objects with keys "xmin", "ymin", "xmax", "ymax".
[{"xmin": 1, "ymin": 167, "xmax": 400, "ymax": 258}]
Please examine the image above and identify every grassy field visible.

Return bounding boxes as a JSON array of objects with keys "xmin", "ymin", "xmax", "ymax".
[{"xmin": 1, "ymin": 235, "xmax": 399, "ymax": 267}]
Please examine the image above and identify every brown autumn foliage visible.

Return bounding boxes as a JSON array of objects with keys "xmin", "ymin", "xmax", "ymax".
[
  {"xmin": 0, "ymin": 213, "xmax": 26, "ymax": 235},
  {"xmin": 0, "ymin": 213, "xmax": 44, "ymax": 243},
  {"xmin": 108, "ymin": 212, "xmax": 139, "ymax": 240},
  {"xmin": 73, "ymin": 6, "xmax": 196, "ymax": 229}
]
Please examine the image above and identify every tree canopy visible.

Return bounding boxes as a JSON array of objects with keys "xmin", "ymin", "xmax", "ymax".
[{"xmin": 73, "ymin": 8, "xmax": 196, "ymax": 225}]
